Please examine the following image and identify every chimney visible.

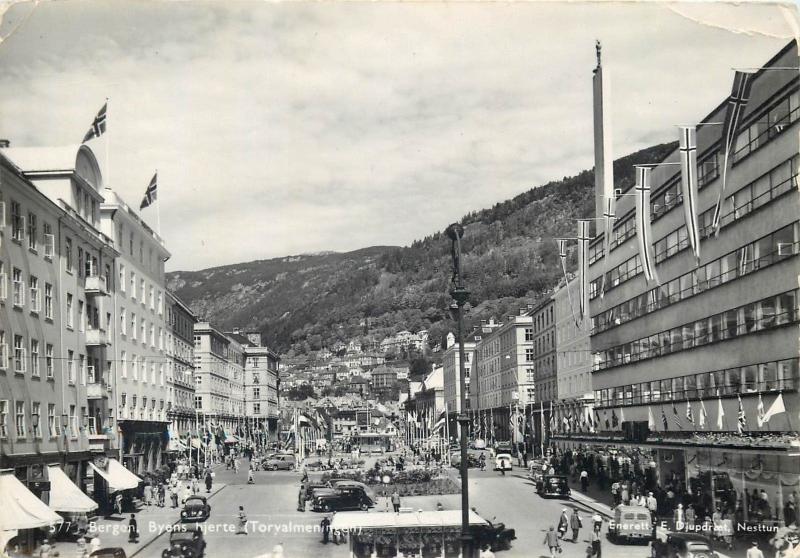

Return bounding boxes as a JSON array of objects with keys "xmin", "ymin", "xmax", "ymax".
[{"xmin": 0, "ymin": 140, "xmax": 9, "ymax": 148}]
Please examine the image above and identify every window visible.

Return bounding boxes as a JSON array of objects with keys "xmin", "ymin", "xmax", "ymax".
[
  {"xmin": 195, "ymin": 396, "xmax": 203, "ymax": 409},
  {"xmin": 149, "ymin": 285, "xmax": 154, "ymax": 310},
  {"xmin": 12, "ymin": 268, "xmax": 24, "ymax": 306},
  {"xmin": 30, "ymin": 339, "xmax": 39, "ymax": 376},
  {"xmin": 46, "ymin": 344, "xmax": 54, "ymax": 378},
  {"xmin": 47, "ymin": 404, "xmax": 56, "ymax": 437},
  {"xmin": 11, "ymin": 201, "xmax": 24, "ymax": 241},
  {"xmin": 0, "ymin": 262, "xmax": 5, "ymax": 300},
  {"xmin": 121, "ymin": 351, "xmax": 127, "ymax": 378},
  {"xmin": 0, "ymin": 400, "xmax": 7, "ymax": 438},
  {"xmin": 140, "ymin": 318, "xmax": 146, "ymax": 344},
  {"xmin": 65, "ymin": 238, "xmax": 73, "ymax": 272},
  {"xmin": 44, "ymin": 283, "xmax": 53, "ymax": 319},
  {"xmin": 69, "ymin": 405, "xmax": 77, "ymax": 438},
  {"xmin": 130, "ymin": 271, "xmax": 136, "ymax": 299},
  {"xmin": 158, "ymin": 291, "xmax": 163, "ymax": 315},
  {"xmin": 15, "ymin": 401, "xmax": 25, "ymax": 439},
  {"xmin": 132, "ymin": 355, "xmax": 138, "ymax": 381},
  {"xmin": 27, "ymin": 212, "xmax": 37, "ymax": 250},
  {"xmin": 78, "ymin": 300, "xmax": 85, "ymax": 332},
  {"xmin": 140, "ymin": 279, "xmax": 145, "ymax": 304},
  {"xmin": 13, "ymin": 335, "xmax": 25, "ymax": 373},
  {"xmin": 79, "ymin": 355, "xmax": 86, "ymax": 385},
  {"xmin": 77, "ymin": 247, "xmax": 84, "ymax": 278},
  {"xmin": 66, "ymin": 293, "xmax": 74, "ymax": 328},
  {"xmin": 120, "ymin": 307, "xmax": 127, "ymax": 335},
  {"xmin": 29, "ymin": 276, "xmax": 39, "ymax": 313},
  {"xmin": 119, "ymin": 264, "xmax": 126, "ymax": 293},
  {"xmin": 67, "ymin": 350, "xmax": 75, "ymax": 384},
  {"xmin": 525, "ymin": 348, "xmax": 534, "ymax": 362},
  {"xmin": 31, "ymin": 402, "xmax": 41, "ymax": 438},
  {"xmin": 131, "ymin": 312, "xmax": 137, "ymax": 340}
]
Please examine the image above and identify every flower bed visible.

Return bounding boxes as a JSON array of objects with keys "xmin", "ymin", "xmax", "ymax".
[{"xmin": 320, "ymin": 470, "xmax": 461, "ymax": 497}]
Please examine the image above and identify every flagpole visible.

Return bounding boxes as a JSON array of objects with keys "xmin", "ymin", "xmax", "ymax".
[
  {"xmin": 105, "ymin": 97, "xmax": 110, "ymax": 189},
  {"xmin": 155, "ymin": 169, "xmax": 162, "ymax": 236}
]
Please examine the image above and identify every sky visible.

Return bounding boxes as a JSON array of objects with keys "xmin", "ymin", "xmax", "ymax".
[{"xmin": 0, "ymin": 1, "xmax": 795, "ymax": 271}]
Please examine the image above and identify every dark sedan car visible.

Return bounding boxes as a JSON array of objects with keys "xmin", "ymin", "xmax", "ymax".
[
  {"xmin": 162, "ymin": 525, "xmax": 206, "ymax": 558},
  {"xmin": 312, "ymin": 482, "xmax": 375, "ymax": 512},
  {"xmin": 90, "ymin": 549, "xmax": 127, "ymax": 558},
  {"xmin": 651, "ymin": 532, "xmax": 720, "ymax": 558},
  {"xmin": 180, "ymin": 496, "xmax": 211, "ymax": 522}
]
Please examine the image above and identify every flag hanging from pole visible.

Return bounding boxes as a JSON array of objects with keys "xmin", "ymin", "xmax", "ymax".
[
  {"xmin": 81, "ymin": 102, "xmax": 107, "ymax": 143},
  {"xmin": 140, "ymin": 172, "xmax": 158, "ymax": 210},
  {"xmin": 601, "ymin": 196, "xmax": 615, "ymax": 298},
  {"xmin": 762, "ymin": 393, "xmax": 786, "ymax": 424},
  {"xmin": 634, "ymin": 166, "xmax": 660, "ymax": 284},
  {"xmin": 672, "ymin": 401, "xmax": 682, "ymax": 430},
  {"xmin": 648, "ymin": 407, "xmax": 657, "ymax": 431},
  {"xmin": 686, "ymin": 400, "xmax": 694, "ymax": 427},
  {"xmin": 679, "ymin": 126, "xmax": 701, "ymax": 262},
  {"xmin": 717, "ymin": 393, "xmax": 725, "ymax": 430},
  {"xmin": 699, "ymin": 399, "xmax": 707, "ymax": 430},
  {"xmin": 577, "ymin": 220, "xmax": 591, "ymax": 320},
  {"xmin": 712, "ymin": 71, "xmax": 755, "ymax": 235},
  {"xmin": 757, "ymin": 393, "xmax": 765, "ymax": 428},
  {"xmin": 661, "ymin": 407, "xmax": 669, "ymax": 431},
  {"xmin": 557, "ymin": 239, "xmax": 580, "ymax": 327},
  {"xmin": 611, "ymin": 409, "xmax": 618, "ymax": 428},
  {"xmin": 737, "ymin": 394, "xmax": 747, "ymax": 434}
]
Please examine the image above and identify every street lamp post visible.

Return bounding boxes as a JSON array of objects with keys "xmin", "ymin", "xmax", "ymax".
[{"xmin": 445, "ymin": 223, "xmax": 472, "ymax": 558}]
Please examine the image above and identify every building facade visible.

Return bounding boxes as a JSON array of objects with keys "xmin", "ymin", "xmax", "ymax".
[
  {"xmin": 576, "ymin": 41, "xmax": 800, "ymax": 521},
  {"xmin": 166, "ymin": 291, "xmax": 197, "ymax": 442}
]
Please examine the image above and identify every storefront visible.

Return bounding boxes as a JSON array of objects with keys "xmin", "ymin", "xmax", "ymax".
[{"xmin": 0, "ymin": 471, "xmax": 63, "ymax": 555}]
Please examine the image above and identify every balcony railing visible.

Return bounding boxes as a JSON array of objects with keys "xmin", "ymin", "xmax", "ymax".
[
  {"xmin": 86, "ymin": 328, "xmax": 110, "ymax": 346},
  {"xmin": 84, "ymin": 275, "xmax": 109, "ymax": 296},
  {"xmin": 87, "ymin": 382, "xmax": 109, "ymax": 399}
]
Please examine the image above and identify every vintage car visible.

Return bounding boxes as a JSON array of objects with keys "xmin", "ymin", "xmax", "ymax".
[
  {"xmin": 180, "ymin": 495, "xmax": 211, "ymax": 522},
  {"xmin": 264, "ymin": 454, "xmax": 296, "ymax": 471},
  {"xmin": 527, "ymin": 465, "xmax": 544, "ymax": 488},
  {"xmin": 473, "ymin": 515, "xmax": 517, "ymax": 551},
  {"xmin": 162, "ymin": 524, "xmax": 206, "ymax": 558},
  {"xmin": 651, "ymin": 532, "xmax": 721, "ymax": 558},
  {"xmin": 90, "ymin": 549, "xmax": 127, "ymax": 558},
  {"xmin": 607, "ymin": 505, "xmax": 652, "ymax": 543},
  {"xmin": 494, "ymin": 441, "xmax": 513, "ymax": 453},
  {"xmin": 312, "ymin": 481, "xmax": 375, "ymax": 512},
  {"xmin": 537, "ymin": 475, "xmax": 571, "ymax": 498},
  {"xmin": 494, "ymin": 453, "xmax": 513, "ymax": 471}
]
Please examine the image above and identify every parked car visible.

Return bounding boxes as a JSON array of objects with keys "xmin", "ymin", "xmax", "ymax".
[
  {"xmin": 162, "ymin": 524, "xmax": 206, "ymax": 558},
  {"xmin": 651, "ymin": 532, "xmax": 720, "ymax": 558},
  {"xmin": 608, "ymin": 505, "xmax": 652, "ymax": 543},
  {"xmin": 494, "ymin": 441, "xmax": 512, "ymax": 454},
  {"xmin": 494, "ymin": 453, "xmax": 513, "ymax": 471},
  {"xmin": 264, "ymin": 454, "xmax": 296, "ymax": 471},
  {"xmin": 180, "ymin": 495, "xmax": 211, "ymax": 522},
  {"xmin": 90, "ymin": 549, "xmax": 127, "ymax": 558},
  {"xmin": 537, "ymin": 475, "xmax": 571, "ymax": 498},
  {"xmin": 312, "ymin": 481, "xmax": 375, "ymax": 512}
]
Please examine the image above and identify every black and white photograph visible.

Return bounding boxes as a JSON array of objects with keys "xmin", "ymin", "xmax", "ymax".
[{"xmin": 0, "ymin": 2, "xmax": 799, "ymax": 558}]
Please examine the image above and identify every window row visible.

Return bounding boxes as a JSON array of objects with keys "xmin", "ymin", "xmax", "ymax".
[
  {"xmin": 119, "ymin": 351, "xmax": 165, "ymax": 386},
  {"xmin": 592, "ymin": 223, "xmax": 799, "ymax": 334},
  {"xmin": 590, "ymin": 154, "xmax": 798, "ymax": 300},
  {"xmin": 594, "ymin": 358, "xmax": 800, "ymax": 408},
  {"xmin": 0, "ymin": 400, "xmax": 87, "ymax": 440},
  {"xmin": 593, "ymin": 289, "xmax": 799, "ymax": 371},
  {"xmin": 733, "ymin": 90, "xmax": 800, "ymax": 164},
  {"xmin": 117, "ymin": 263, "xmax": 164, "ymax": 315},
  {"xmin": 2, "ymin": 200, "xmax": 57, "ymax": 258},
  {"xmin": 118, "ymin": 307, "xmax": 166, "ymax": 350}
]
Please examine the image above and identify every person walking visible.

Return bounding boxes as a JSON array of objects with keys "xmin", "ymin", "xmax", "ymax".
[
  {"xmin": 297, "ymin": 485, "xmax": 306, "ymax": 512},
  {"xmin": 592, "ymin": 512, "xmax": 603, "ymax": 533},
  {"xmin": 591, "ymin": 525, "xmax": 602, "ymax": 558},
  {"xmin": 557, "ymin": 509, "xmax": 569, "ymax": 540},
  {"xmin": 580, "ymin": 470, "xmax": 589, "ymax": 493},
  {"xmin": 205, "ymin": 470, "xmax": 213, "ymax": 493},
  {"xmin": 391, "ymin": 489, "xmax": 401, "ymax": 513},
  {"xmin": 746, "ymin": 541, "xmax": 765, "ymax": 558},
  {"xmin": 236, "ymin": 506, "xmax": 248, "ymax": 535},
  {"xmin": 543, "ymin": 526, "xmax": 561, "ymax": 558},
  {"xmin": 192, "ymin": 478, "xmax": 200, "ymax": 495},
  {"xmin": 170, "ymin": 485, "xmax": 179, "ymax": 508},
  {"xmin": 570, "ymin": 509, "xmax": 583, "ymax": 543},
  {"xmin": 127, "ymin": 514, "xmax": 139, "ymax": 544},
  {"xmin": 321, "ymin": 516, "xmax": 331, "ymax": 544}
]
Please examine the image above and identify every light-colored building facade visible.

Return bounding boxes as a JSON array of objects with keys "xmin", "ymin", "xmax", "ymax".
[{"xmin": 99, "ymin": 187, "xmax": 171, "ymax": 474}]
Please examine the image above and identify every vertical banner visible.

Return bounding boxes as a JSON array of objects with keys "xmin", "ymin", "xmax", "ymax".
[
  {"xmin": 634, "ymin": 166, "xmax": 660, "ymax": 284},
  {"xmin": 577, "ymin": 220, "xmax": 591, "ymax": 320},
  {"xmin": 601, "ymin": 196, "xmax": 615, "ymax": 298},
  {"xmin": 679, "ymin": 126, "xmax": 701, "ymax": 261},
  {"xmin": 712, "ymin": 71, "xmax": 755, "ymax": 235}
]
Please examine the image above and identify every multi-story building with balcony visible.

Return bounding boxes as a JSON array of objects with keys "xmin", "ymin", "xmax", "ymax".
[
  {"xmin": 578, "ymin": 41, "xmax": 799, "ymax": 522},
  {"xmin": 99, "ymin": 186, "xmax": 170, "ymax": 475},
  {"xmin": 0, "ymin": 143, "xmax": 120, "ymax": 494},
  {"xmin": 225, "ymin": 330, "xmax": 280, "ymax": 442},
  {"xmin": 166, "ymin": 291, "xmax": 197, "ymax": 441}
]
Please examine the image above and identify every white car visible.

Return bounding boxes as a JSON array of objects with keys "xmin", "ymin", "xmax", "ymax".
[{"xmin": 494, "ymin": 453, "xmax": 513, "ymax": 471}]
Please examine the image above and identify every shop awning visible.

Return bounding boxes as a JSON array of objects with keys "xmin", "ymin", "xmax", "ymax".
[
  {"xmin": 190, "ymin": 438, "xmax": 206, "ymax": 449},
  {"xmin": 47, "ymin": 465, "xmax": 98, "ymax": 514},
  {"xmin": 88, "ymin": 458, "xmax": 141, "ymax": 493},
  {"xmin": 224, "ymin": 434, "xmax": 240, "ymax": 444},
  {"xmin": 0, "ymin": 471, "xmax": 62, "ymax": 530},
  {"xmin": 168, "ymin": 438, "xmax": 188, "ymax": 451}
]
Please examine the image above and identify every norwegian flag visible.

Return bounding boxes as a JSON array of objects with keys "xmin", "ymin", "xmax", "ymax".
[
  {"xmin": 82, "ymin": 102, "xmax": 107, "ymax": 143},
  {"xmin": 140, "ymin": 172, "xmax": 158, "ymax": 210},
  {"xmin": 737, "ymin": 394, "xmax": 747, "ymax": 434},
  {"xmin": 686, "ymin": 400, "xmax": 694, "ymax": 426}
]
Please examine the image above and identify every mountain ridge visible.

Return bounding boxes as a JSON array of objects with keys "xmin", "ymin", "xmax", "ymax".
[{"xmin": 167, "ymin": 141, "xmax": 677, "ymax": 356}]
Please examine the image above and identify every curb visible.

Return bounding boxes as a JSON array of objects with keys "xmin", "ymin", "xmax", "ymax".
[
  {"xmin": 569, "ymin": 492, "xmax": 614, "ymax": 519},
  {"xmin": 129, "ymin": 482, "xmax": 227, "ymax": 558}
]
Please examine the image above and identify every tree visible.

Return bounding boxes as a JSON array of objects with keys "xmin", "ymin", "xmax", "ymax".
[
  {"xmin": 409, "ymin": 358, "xmax": 432, "ymax": 379},
  {"xmin": 285, "ymin": 384, "xmax": 315, "ymax": 401}
]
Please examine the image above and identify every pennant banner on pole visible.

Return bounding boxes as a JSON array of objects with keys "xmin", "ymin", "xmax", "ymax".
[
  {"xmin": 679, "ymin": 126, "xmax": 701, "ymax": 261},
  {"xmin": 577, "ymin": 220, "xmax": 591, "ymax": 320},
  {"xmin": 634, "ymin": 166, "xmax": 660, "ymax": 284},
  {"xmin": 557, "ymin": 239, "xmax": 580, "ymax": 327},
  {"xmin": 712, "ymin": 71, "xmax": 755, "ymax": 235}
]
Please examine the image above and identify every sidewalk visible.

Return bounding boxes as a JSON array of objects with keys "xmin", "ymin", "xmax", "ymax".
[{"xmin": 49, "ymin": 466, "xmax": 228, "ymax": 558}]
